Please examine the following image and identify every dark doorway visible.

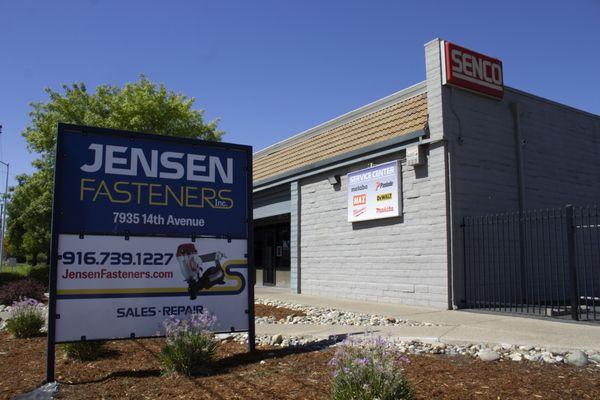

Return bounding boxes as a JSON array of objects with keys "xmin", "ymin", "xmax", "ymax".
[{"xmin": 254, "ymin": 215, "xmax": 291, "ymax": 286}]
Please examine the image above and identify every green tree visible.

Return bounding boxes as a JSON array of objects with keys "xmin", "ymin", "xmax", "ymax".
[{"xmin": 6, "ymin": 76, "xmax": 222, "ymax": 261}]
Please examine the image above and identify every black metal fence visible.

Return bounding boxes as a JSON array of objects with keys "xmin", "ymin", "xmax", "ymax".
[{"xmin": 462, "ymin": 205, "xmax": 600, "ymax": 321}]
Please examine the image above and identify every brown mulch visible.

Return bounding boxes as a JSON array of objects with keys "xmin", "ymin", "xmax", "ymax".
[
  {"xmin": 1, "ymin": 331, "xmax": 600, "ymax": 399},
  {"xmin": 254, "ymin": 304, "xmax": 306, "ymax": 320}
]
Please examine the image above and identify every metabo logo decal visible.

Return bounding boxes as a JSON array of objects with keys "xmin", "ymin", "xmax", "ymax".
[
  {"xmin": 375, "ymin": 181, "xmax": 393, "ymax": 191},
  {"xmin": 351, "ymin": 184, "xmax": 368, "ymax": 192},
  {"xmin": 376, "ymin": 193, "xmax": 392, "ymax": 202}
]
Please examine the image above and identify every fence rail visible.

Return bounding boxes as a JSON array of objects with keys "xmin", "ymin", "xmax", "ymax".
[{"xmin": 462, "ymin": 205, "xmax": 600, "ymax": 322}]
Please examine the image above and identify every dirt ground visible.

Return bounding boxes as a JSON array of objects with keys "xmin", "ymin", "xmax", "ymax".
[
  {"xmin": 254, "ymin": 304, "xmax": 306, "ymax": 320},
  {"xmin": 2, "ymin": 330, "xmax": 600, "ymax": 400}
]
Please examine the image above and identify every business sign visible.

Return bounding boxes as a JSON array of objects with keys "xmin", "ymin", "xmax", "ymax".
[
  {"xmin": 347, "ymin": 160, "xmax": 401, "ymax": 222},
  {"xmin": 55, "ymin": 235, "xmax": 249, "ymax": 341},
  {"xmin": 59, "ymin": 129, "xmax": 248, "ymax": 237},
  {"xmin": 441, "ymin": 40, "xmax": 504, "ymax": 99},
  {"xmin": 47, "ymin": 124, "xmax": 254, "ymax": 379}
]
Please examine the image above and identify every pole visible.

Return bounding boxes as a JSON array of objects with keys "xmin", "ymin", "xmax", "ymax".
[
  {"xmin": 0, "ymin": 162, "xmax": 8, "ymax": 268},
  {"xmin": 565, "ymin": 204, "xmax": 579, "ymax": 321},
  {"xmin": 0, "ymin": 203, "xmax": 3, "ymax": 271}
]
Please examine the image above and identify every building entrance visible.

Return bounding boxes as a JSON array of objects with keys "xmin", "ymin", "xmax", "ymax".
[{"xmin": 254, "ymin": 215, "xmax": 290, "ymax": 287}]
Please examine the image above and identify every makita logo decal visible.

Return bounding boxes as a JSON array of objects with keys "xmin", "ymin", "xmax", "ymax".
[
  {"xmin": 376, "ymin": 206, "xmax": 394, "ymax": 213},
  {"xmin": 375, "ymin": 181, "xmax": 393, "ymax": 191}
]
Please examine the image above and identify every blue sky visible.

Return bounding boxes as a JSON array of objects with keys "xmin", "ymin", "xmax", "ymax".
[{"xmin": 1, "ymin": 1, "xmax": 599, "ymax": 187}]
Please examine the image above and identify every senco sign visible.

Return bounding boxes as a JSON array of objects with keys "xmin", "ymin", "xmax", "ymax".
[{"xmin": 441, "ymin": 41, "xmax": 504, "ymax": 99}]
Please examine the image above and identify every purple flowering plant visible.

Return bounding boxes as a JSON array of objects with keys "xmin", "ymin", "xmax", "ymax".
[
  {"xmin": 163, "ymin": 310, "xmax": 218, "ymax": 341},
  {"xmin": 5, "ymin": 297, "xmax": 46, "ymax": 338},
  {"xmin": 160, "ymin": 310, "xmax": 219, "ymax": 376},
  {"xmin": 329, "ymin": 334, "xmax": 414, "ymax": 400}
]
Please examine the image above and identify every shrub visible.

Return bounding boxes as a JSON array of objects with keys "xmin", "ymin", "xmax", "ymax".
[
  {"xmin": 160, "ymin": 312, "xmax": 219, "ymax": 376},
  {"xmin": 0, "ymin": 279, "xmax": 45, "ymax": 305},
  {"xmin": 5, "ymin": 298, "xmax": 45, "ymax": 338},
  {"xmin": 36, "ymin": 253, "xmax": 48, "ymax": 265},
  {"xmin": 0, "ymin": 271, "xmax": 23, "ymax": 286},
  {"xmin": 62, "ymin": 341, "xmax": 107, "ymax": 361},
  {"xmin": 329, "ymin": 335, "xmax": 414, "ymax": 400},
  {"xmin": 28, "ymin": 265, "xmax": 50, "ymax": 289}
]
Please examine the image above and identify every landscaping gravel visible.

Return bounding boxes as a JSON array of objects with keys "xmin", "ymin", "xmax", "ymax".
[
  {"xmin": 2, "ymin": 299, "xmax": 598, "ymax": 368},
  {"xmin": 231, "ymin": 331, "xmax": 600, "ymax": 367},
  {"xmin": 255, "ymin": 298, "xmax": 438, "ymax": 327},
  {"xmin": 251, "ymin": 298, "xmax": 600, "ymax": 367}
]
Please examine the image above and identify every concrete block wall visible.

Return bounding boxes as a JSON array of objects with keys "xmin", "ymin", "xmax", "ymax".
[
  {"xmin": 444, "ymin": 84, "xmax": 600, "ymax": 306},
  {"xmin": 298, "ymin": 147, "xmax": 449, "ymax": 308},
  {"xmin": 290, "ymin": 181, "xmax": 301, "ymax": 293},
  {"xmin": 446, "ymin": 88, "xmax": 600, "ymax": 215}
]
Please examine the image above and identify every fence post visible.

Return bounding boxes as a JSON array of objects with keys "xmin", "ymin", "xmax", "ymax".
[{"xmin": 565, "ymin": 204, "xmax": 579, "ymax": 321}]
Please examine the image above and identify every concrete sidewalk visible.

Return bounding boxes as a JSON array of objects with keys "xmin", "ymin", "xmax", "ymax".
[{"xmin": 255, "ymin": 286, "xmax": 600, "ymax": 352}]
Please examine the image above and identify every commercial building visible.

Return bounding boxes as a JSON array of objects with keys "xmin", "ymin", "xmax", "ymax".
[{"xmin": 252, "ymin": 38, "xmax": 600, "ymax": 310}]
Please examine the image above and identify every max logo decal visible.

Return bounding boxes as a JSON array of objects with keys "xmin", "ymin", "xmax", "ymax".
[{"xmin": 353, "ymin": 194, "xmax": 366, "ymax": 206}]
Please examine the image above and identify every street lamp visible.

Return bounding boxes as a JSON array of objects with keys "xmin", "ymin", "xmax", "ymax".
[{"xmin": 0, "ymin": 124, "xmax": 8, "ymax": 268}]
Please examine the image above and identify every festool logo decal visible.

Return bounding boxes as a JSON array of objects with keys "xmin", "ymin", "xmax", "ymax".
[
  {"xmin": 377, "ymin": 193, "xmax": 392, "ymax": 202},
  {"xmin": 375, "ymin": 181, "xmax": 393, "ymax": 191}
]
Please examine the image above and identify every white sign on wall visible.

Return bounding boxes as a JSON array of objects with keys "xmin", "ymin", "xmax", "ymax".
[{"xmin": 347, "ymin": 160, "xmax": 402, "ymax": 222}]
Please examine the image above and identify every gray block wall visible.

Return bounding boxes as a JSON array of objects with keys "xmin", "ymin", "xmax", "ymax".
[
  {"xmin": 298, "ymin": 147, "xmax": 449, "ymax": 308},
  {"xmin": 290, "ymin": 181, "xmax": 301, "ymax": 293},
  {"xmin": 443, "ymin": 81, "xmax": 600, "ymax": 306}
]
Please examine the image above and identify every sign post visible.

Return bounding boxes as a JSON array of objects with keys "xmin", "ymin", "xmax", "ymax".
[{"xmin": 46, "ymin": 123, "xmax": 254, "ymax": 382}]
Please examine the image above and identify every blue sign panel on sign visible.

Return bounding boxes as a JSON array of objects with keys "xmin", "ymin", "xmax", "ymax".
[{"xmin": 57, "ymin": 127, "xmax": 250, "ymax": 238}]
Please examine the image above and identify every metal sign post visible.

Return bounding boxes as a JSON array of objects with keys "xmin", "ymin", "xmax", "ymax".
[{"xmin": 46, "ymin": 123, "xmax": 254, "ymax": 383}]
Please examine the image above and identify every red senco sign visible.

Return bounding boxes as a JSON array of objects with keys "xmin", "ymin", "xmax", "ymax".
[{"xmin": 441, "ymin": 41, "xmax": 504, "ymax": 99}]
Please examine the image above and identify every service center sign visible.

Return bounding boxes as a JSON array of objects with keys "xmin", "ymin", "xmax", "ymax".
[
  {"xmin": 347, "ymin": 160, "xmax": 401, "ymax": 222},
  {"xmin": 441, "ymin": 40, "xmax": 504, "ymax": 99},
  {"xmin": 50, "ymin": 124, "xmax": 252, "ymax": 342}
]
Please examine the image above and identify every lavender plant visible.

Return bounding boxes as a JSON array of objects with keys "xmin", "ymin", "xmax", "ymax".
[
  {"xmin": 160, "ymin": 311, "xmax": 219, "ymax": 376},
  {"xmin": 329, "ymin": 335, "xmax": 414, "ymax": 400},
  {"xmin": 5, "ymin": 297, "xmax": 45, "ymax": 338}
]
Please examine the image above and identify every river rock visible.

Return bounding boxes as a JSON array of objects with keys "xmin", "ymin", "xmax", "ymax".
[
  {"xmin": 271, "ymin": 334, "xmax": 283, "ymax": 345},
  {"xmin": 477, "ymin": 349, "xmax": 500, "ymax": 362},
  {"xmin": 567, "ymin": 350, "xmax": 588, "ymax": 366},
  {"xmin": 588, "ymin": 354, "xmax": 600, "ymax": 364},
  {"xmin": 510, "ymin": 353, "xmax": 523, "ymax": 362}
]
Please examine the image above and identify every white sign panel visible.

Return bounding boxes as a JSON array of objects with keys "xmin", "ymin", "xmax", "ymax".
[
  {"xmin": 347, "ymin": 160, "xmax": 402, "ymax": 222},
  {"xmin": 55, "ymin": 235, "xmax": 248, "ymax": 342}
]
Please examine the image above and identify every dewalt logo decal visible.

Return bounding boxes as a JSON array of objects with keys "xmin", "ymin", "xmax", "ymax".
[{"xmin": 376, "ymin": 193, "xmax": 392, "ymax": 202}]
